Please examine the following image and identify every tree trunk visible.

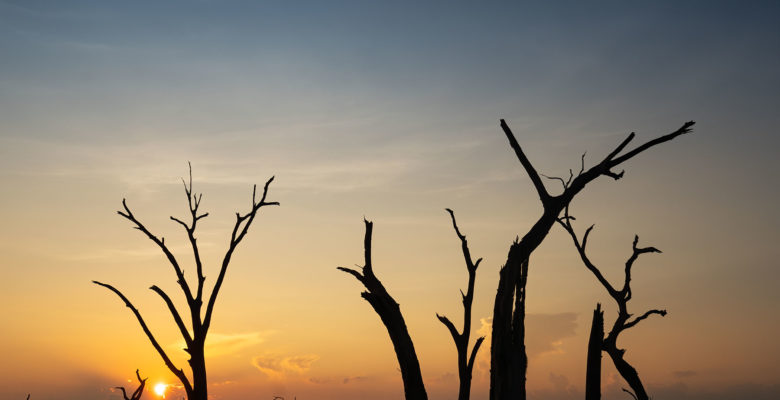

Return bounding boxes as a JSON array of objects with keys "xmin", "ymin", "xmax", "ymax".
[
  {"xmin": 605, "ymin": 346, "xmax": 648, "ymax": 400},
  {"xmin": 457, "ymin": 364, "xmax": 471, "ymax": 400},
  {"xmin": 364, "ymin": 290, "xmax": 428, "ymax": 400},
  {"xmin": 190, "ymin": 350, "xmax": 208, "ymax": 400},
  {"xmin": 585, "ymin": 304, "xmax": 603, "ymax": 400},
  {"xmin": 490, "ymin": 243, "xmax": 532, "ymax": 400},
  {"xmin": 339, "ymin": 220, "xmax": 428, "ymax": 400}
]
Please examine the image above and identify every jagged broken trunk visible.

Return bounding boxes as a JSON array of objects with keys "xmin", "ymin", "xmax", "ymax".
[
  {"xmin": 489, "ymin": 249, "xmax": 530, "ymax": 400},
  {"xmin": 585, "ymin": 304, "xmax": 604, "ymax": 400},
  {"xmin": 488, "ymin": 119, "xmax": 692, "ymax": 400},
  {"xmin": 338, "ymin": 220, "xmax": 428, "ymax": 400}
]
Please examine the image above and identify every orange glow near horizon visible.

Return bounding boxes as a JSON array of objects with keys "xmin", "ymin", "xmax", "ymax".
[{"xmin": 154, "ymin": 383, "xmax": 167, "ymax": 398}]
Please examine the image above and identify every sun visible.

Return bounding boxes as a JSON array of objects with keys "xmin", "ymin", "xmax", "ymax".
[{"xmin": 153, "ymin": 383, "xmax": 167, "ymax": 398}]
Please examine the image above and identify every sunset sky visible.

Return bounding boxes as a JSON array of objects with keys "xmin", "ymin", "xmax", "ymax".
[{"xmin": 1, "ymin": 1, "xmax": 779, "ymax": 399}]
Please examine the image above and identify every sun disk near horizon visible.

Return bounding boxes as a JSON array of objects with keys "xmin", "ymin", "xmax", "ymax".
[{"xmin": 154, "ymin": 383, "xmax": 167, "ymax": 398}]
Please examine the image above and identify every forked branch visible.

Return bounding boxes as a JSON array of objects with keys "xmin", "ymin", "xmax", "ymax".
[
  {"xmin": 118, "ymin": 200, "xmax": 194, "ymax": 303},
  {"xmin": 116, "ymin": 369, "xmax": 147, "ymax": 400},
  {"xmin": 203, "ymin": 176, "xmax": 279, "ymax": 331},
  {"xmin": 169, "ymin": 162, "xmax": 210, "ymax": 302},
  {"xmin": 437, "ymin": 209, "xmax": 485, "ymax": 400}
]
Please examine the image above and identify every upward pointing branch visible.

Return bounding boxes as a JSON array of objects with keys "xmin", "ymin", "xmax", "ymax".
[
  {"xmin": 338, "ymin": 219, "xmax": 428, "ymax": 400},
  {"xmin": 438, "ymin": 208, "xmax": 484, "ymax": 400},
  {"xmin": 500, "ymin": 119, "xmax": 551, "ymax": 204},
  {"xmin": 118, "ymin": 200, "xmax": 195, "ymax": 304},
  {"xmin": 203, "ymin": 176, "xmax": 279, "ymax": 332}
]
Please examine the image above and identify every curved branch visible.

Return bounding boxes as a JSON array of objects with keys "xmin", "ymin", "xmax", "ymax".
[
  {"xmin": 622, "ymin": 388, "xmax": 639, "ymax": 400},
  {"xmin": 624, "ymin": 309, "xmax": 667, "ymax": 330},
  {"xmin": 467, "ymin": 336, "xmax": 485, "ymax": 372},
  {"xmin": 338, "ymin": 219, "xmax": 428, "ymax": 400},
  {"xmin": 118, "ymin": 200, "xmax": 194, "ymax": 303},
  {"xmin": 557, "ymin": 213, "xmax": 619, "ymax": 297},
  {"xmin": 436, "ymin": 313, "xmax": 460, "ymax": 342},
  {"xmin": 129, "ymin": 369, "xmax": 147, "ymax": 400},
  {"xmin": 150, "ymin": 285, "xmax": 193, "ymax": 346},
  {"xmin": 93, "ymin": 281, "xmax": 193, "ymax": 394},
  {"xmin": 623, "ymin": 236, "xmax": 662, "ymax": 296}
]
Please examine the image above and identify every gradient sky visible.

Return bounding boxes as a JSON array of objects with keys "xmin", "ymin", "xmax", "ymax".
[{"xmin": 1, "ymin": 1, "xmax": 779, "ymax": 399}]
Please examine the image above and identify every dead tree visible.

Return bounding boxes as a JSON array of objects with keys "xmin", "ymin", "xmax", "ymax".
[
  {"xmin": 585, "ymin": 303, "xmax": 604, "ymax": 400},
  {"xmin": 558, "ymin": 208, "xmax": 667, "ymax": 400},
  {"xmin": 116, "ymin": 369, "xmax": 147, "ymax": 400},
  {"xmin": 489, "ymin": 119, "xmax": 693, "ymax": 400},
  {"xmin": 94, "ymin": 165, "xmax": 278, "ymax": 400},
  {"xmin": 436, "ymin": 209, "xmax": 486, "ymax": 400},
  {"xmin": 338, "ymin": 219, "xmax": 428, "ymax": 400}
]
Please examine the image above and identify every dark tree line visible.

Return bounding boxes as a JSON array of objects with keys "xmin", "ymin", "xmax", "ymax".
[{"xmin": 339, "ymin": 119, "xmax": 693, "ymax": 400}]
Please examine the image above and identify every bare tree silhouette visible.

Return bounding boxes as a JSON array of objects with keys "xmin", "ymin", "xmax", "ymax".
[
  {"xmin": 338, "ymin": 120, "xmax": 692, "ymax": 400},
  {"xmin": 338, "ymin": 219, "xmax": 428, "ymax": 400},
  {"xmin": 489, "ymin": 119, "xmax": 692, "ymax": 400},
  {"xmin": 116, "ymin": 369, "xmax": 147, "ymax": 400},
  {"xmin": 436, "ymin": 209, "xmax": 485, "ymax": 400},
  {"xmin": 558, "ymin": 207, "xmax": 667, "ymax": 400},
  {"xmin": 93, "ymin": 165, "xmax": 278, "ymax": 400}
]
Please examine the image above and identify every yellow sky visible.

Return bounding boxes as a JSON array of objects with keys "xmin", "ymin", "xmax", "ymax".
[{"xmin": 1, "ymin": 118, "xmax": 778, "ymax": 399}]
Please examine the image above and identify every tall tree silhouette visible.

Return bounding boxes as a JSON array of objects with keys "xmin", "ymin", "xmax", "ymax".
[
  {"xmin": 94, "ymin": 165, "xmax": 278, "ymax": 400},
  {"xmin": 558, "ymin": 207, "xmax": 667, "ymax": 400},
  {"xmin": 489, "ymin": 119, "xmax": 693, "ymax": 400},
  {"xmin": 436, "ymin": 209, "xmax": 485, "ymax": 400},
  {"xmin": 338, "ymin": 219, "xmax": 428, "ymax": 400},
  {"xmin": 116, "ymin": 369, "xmax": 147, "ymax": 400}
]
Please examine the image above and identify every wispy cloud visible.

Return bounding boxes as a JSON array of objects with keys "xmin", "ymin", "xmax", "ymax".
[
  {"xmin": 171, "ymin": 331, "xmax": 271, "ymax": 357},
  {"xmin": 252, "ymin": 353, "xmax": 319, "ymax": 379}
]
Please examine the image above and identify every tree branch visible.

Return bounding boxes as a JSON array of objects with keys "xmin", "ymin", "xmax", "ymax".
[
  {"xmin": 622, "ymin": 388, "xmax": 639, "ymax": 400},
  {"xmin": 93, "ymin": 281, "xmax": 193, "ymax": 394},
  {"xmin": 118, "ymin": 200, "xmax": 194, "ymax": 303},
  {"xmin": 203, "ymin": 176, "xmax": 278, "ymax": 331},
  {"xmin": 609, "ymin": 121, "xmax": 695, "ymax": 167},
  {"xmin": 622, "ymin": 236, "xmax": 661, "ymax": 298},
  {"xmin": 624, "ymin": 309, "xmax": 667, "ymax": 330},
  {"xmin": 150, "ymin": 285, "xmax": 193, "ymax": 346},
  {"xmin": 436, "ymin": 313, "xmax": 460, "ymax": 342},
  {"xmin": 500, "ymin": 119, "xmax": 550, "ymax": 203},
  {"xmin": 130, "ymin": 369, "xmax": 147, "ymax": 400},
  {"xmin": 557, "ymin": 209, "xmax": 619, "ymax": 297},
  {"xmin": 339, "ymin": 219, "xmax": 428, "ymax": 400},
  {"xmin": 467, "ymin": 336, "xmax": 485, "ymax": 371},
  {"xmin": 563, "ymin": 121, "xmax": 695, "ymax": 201}
]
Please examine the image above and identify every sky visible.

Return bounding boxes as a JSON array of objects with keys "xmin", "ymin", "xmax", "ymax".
[{"xmin": 1, "ymin": 1, "xmax": 779, "ymax": 399}]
